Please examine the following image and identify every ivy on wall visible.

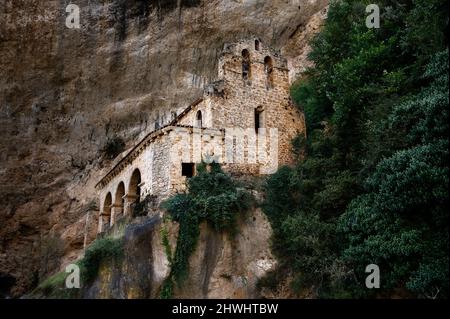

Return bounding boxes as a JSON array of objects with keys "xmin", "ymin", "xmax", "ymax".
[{"xmin": 160, "ymin": 162, "xmax": 254, "ymax": 298}]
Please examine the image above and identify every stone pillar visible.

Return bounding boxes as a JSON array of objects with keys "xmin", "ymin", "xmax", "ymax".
[
  {"xmin": 123, "ymin": 194, "xmax": 138, "ymax": 216},
  {"xmin": 110, "ymin": 210, "xmax": 116, "ymax": 227},
  {"xmin": 97, "ymin": 214, "xmax": 103, "ymax": 234},
  {"xmin": 101, "ymin": 214, "xmax": 109, "ymax": 232},
  {"xmin": 99, "ymin": 204, "xmax": 112, "ymax": 232}
]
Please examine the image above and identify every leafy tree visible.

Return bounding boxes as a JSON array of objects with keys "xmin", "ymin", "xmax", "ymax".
[
  {"xmin": 339, "ymin": 50, "xmax": 449, "ymax": 298},
  {"xmin": 262, "ymin": 0, "xmax": 448, "ymax": 298}
]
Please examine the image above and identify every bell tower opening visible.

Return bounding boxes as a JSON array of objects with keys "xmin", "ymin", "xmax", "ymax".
[
  {"xmin": 242, "ymin": 49, "xmax": 251, "ymax": 81},
  {"xmin": 196, "ymin": 110, "xmax": 203, "ymax": 128},
  {"xmin": 264, "ymin": 56, "xmax": 274, "ymax": 89}
]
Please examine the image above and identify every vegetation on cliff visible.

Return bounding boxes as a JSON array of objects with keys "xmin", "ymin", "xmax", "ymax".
[
  {"xmin": 263, "ymin": 0, "xmax": 448, "ymax": 298},
  {"xmin": 160, "ymin": 162, "xmax": 254, "ymax": 298},
  {"xmin": 102, "ymin": 136, "xmax": 126, "ymax": 160},
  {"xmin": 78, "ymin": 237, "xmax": 124, "ymax": 283},
  {"xmin": 32, "ymin": 237, "xmax": 123, "ymax": 298}
]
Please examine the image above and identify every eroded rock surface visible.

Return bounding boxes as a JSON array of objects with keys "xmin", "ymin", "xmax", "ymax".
[
  {"xmin": 85, "ymin": 208, "xmax": 274, "ymax": 299},
  {"xmin": 0, "ymin": 0, "xmax": 327, "ymax": 297}
]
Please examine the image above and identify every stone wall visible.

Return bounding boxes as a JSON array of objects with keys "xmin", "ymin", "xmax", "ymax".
[
  {"xmin": 176, "ymin": 39, "xmax": 306, "ymax": 174},
  {"xmin": 97, "ymin": 131, "xmax": 172, "ymax": 232},
  {"xmin": 213, "ymin": 39, "xmax": 305, "ymax": 168}
]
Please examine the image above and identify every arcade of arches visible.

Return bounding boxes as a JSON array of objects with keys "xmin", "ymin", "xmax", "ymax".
[{"xmin": 99, "ymin": 168, "xmax": 142, "ymax": 233}]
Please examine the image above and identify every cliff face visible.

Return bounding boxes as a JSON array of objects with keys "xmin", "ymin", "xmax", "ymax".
[
  {"xmin": 83, "ymin": 208, "xmax": 274, "ymax": 299},
  {"xmin": 0, "ymin": 0, "xmax": 327, "ymax": 297}
]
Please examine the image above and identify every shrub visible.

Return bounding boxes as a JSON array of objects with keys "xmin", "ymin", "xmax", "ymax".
[
  {"xmin": 102, "ymin": 136, "xmax": 125, "ymax": 160},
  {"xmin": 160, "ymin": 277, "xmax": 174, "ymax": 300},
  {"xmin": 32, "ymin": 271, "xmax": 81, "ymax": 299},
  {"xmin": 262, "ymin": 0, "xmax": 448, "ymax": 298},
  {"xmin": 160, "ymin": 218, "xmax": 173, "ymax": 266},
  {"xmin": 78, "ymin": 237, "xmax": 124, "ymax": 283}
]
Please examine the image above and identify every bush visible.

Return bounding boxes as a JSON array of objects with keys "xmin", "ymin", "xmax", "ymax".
[
  {"xmin": 338, "ymin": 51, "xmax": 449, "ymax": 298},
  {"xmin": 102, "ymin": 136, "xmax": 125, "ymax": 160},
  {"xmin": 78, "ymin": 237, "xmax": 124, "ymax": 283},
  {"xmin": 31, "ymin": 237, "xmax": 124, "ymax": 298},
  {"xmin": 262, "ymin": 0, "xmax": 448, "ymax": 298},
  {"xmin": 32, "ymin": 271, "xmax": 81, "ymax": 299},
  {"xmin": 160, "ymin": 277, "xmax": 174, "ymax": 300}
]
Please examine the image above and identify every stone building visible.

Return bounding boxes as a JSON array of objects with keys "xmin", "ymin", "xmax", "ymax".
[{"xmin": 95, "ymin": 39, "xmax": 305, "ymax": 233}]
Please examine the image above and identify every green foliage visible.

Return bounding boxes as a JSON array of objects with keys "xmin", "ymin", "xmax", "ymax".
[
  {"xmin": 37, "ymin": 272, "xmax": 66, "ymax": 293},
  {"xmin": 291, "ymin": 80, "xmax": 332, "ymax": 133},
  {"xmin": 160, "ymin": 218, "xmax": 173, "ymax": 266},
  {"xmin": 160, "ymin": 277, "xmax": 174, "ymax": 300},
  {"xmin": 32, "ymin": 271, "xmax": 80, "ymax": 299},
  {"xmin": 78, "ymin": 237, "xmax": 124, "ymax": 283},
  {"xmin": 31, "ymin": 237, "xmax": 123, "ymax": 298},
  {"xmin": 264, "ymin": 0, "xmax": 448, "ymax": 298},
  {"xmin": 169, "ymin": 210, "xmax": 200, "ymax": 285},
  {"xmin": 160, "ymin": 162, "xmax": 253, "ymax": 298},
  {"xmin": 339, "ymin": 50, "xmax": 449, "ymax": 298}
]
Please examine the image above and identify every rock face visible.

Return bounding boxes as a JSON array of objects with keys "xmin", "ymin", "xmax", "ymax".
[
  {"xmin": 0, "ymin": 0, "xmax": 327, "ymax": 297},
  {"xmin": 85, "ymin": 207, "xmax": 274, "ymax": 299}
]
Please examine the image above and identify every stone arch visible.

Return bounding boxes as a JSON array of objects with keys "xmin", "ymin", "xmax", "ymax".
[
  {"xmin": 242, "ymin": 49, "xmax": 251, "ymax": 81},
  {"xmin": 128, "ymin": 168, "xmax": 141, "ymax": 203},
  {"xmin": 112, "ymin": 181, "xmax": 125, "ymax": 224},
  {"xmin": 127, "ymin": 168, "xmax": 142, "ymax": 217},
  {"xmin": 196, "ymin": 110, "xmax": 203, "ymax": 128},
  {"xmin": 264, "ymin": 56, "xmax": 274, "ymax": 89},
  {"xmin": 101, "ymin": 192, "xmax": 112, "ymax": 232}
]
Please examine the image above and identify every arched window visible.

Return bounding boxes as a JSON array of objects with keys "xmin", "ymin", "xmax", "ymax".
[
  {"xmin": 196, "ymin": 110, "xmax": 203, "ymax": 128},
  {"xmin": 129, "ymin": 168, "xmax": 141, "ymax": 204},
  {"xmin": 242, "ymin": 49, "xmax": 251, "ymax": 81},
  {"xmin": 255, "ymin": 39, "xmax": 260, "ymax": 51},
  {"xmin": 102, "ymin": 192, "xmax": 112, "ymax": 231},
  {"xmin": 114, "ymin": 182, "xmax": 125, "ymax": 218},
  {"xmin": 264, "ymin": 56, "xmax": 274, "ymax": 89}
]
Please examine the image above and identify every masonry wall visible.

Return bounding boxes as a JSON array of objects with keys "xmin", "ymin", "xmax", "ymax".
[
  {"xmin": 168, "ymin": 126, "xmax": 224, "ymax": 192},
  {"xmin": 176, "ymin": 41, "xmax": 305, "ymax": 175},
  {"xmin": 178, "ymin": 99, "xmax": 214, "ymax": 128},
  {"xmin": 212, "ymin": 41, "xmax": 305, "ymax": 171},
  {"xmin": 97, "ymin": 133, "xmax": 173, "ymax": 232}
]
